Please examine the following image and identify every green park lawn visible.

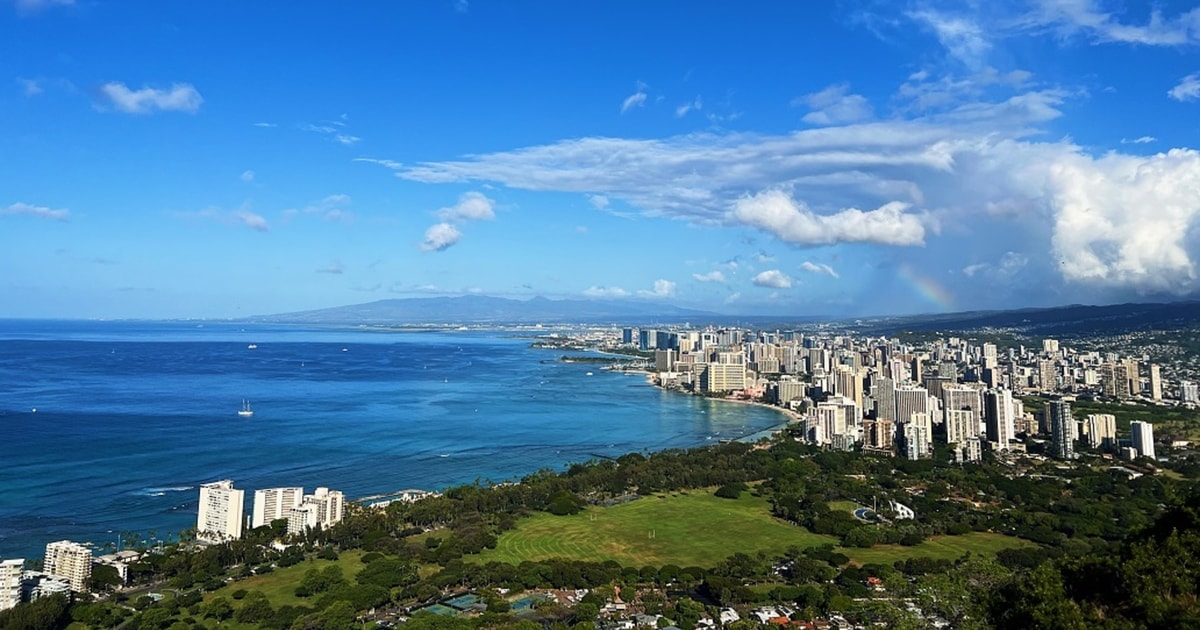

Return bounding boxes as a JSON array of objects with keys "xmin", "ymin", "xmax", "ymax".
[
  {"xmin": 476, "ymin": 490, "xmax": 839, "ymax": 567},
  {"xmin": 840, "ymin": 532, "xmax": 1035, "ymax": 566},
  {"xmin": 204, "ymin": 550, "xmax": 366, "ymax": 609}
]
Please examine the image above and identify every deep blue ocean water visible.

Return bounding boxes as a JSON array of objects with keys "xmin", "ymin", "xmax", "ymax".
[{"xmin": 0, "ymin": 320, "xmax": 786, "ymax": 559}]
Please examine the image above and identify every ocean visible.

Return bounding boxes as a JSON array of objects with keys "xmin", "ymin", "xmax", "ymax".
[{"xmin": 0, "ymin": 320, "xmax": 787, "ymax": 560}]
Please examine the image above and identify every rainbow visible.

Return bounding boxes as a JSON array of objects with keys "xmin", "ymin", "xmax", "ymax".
[{"xmin": 897, "ymin": 263, "xmax": 956, "ymax": 311}]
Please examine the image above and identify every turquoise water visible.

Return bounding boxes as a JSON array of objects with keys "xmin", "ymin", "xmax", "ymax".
[{"xmin": 0, "ymin": 320, "xmax": 786, "ymax": 559}]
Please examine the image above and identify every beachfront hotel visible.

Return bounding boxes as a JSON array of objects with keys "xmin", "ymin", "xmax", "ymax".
[
  {"xmin": 197, "ymin": 480, "xmax": 245, "ymax": 543},
  {"xmin": 0, "ymin": 559, "xmax": 23, "ymax": 610},
  {"xmin": 252, "ymin": 487, "xmax": 303, "ymax": 529},
  {"xmin": 286, "ymin": 487, "xmax": 346, "ymax": 536},
  {"xmin": 43, "ymin": 540, "xmax": 91, "ymax": 593}
]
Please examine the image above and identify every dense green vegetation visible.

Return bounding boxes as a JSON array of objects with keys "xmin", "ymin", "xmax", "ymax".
[{"xmin": 3, "ymin": 438, "xmax": 1200, "ymax": 629}]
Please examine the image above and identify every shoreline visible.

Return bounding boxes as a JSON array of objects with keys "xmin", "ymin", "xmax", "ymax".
[{"xmin": 642, "ymin": 371, "xmax": 802, "ymax": 438}]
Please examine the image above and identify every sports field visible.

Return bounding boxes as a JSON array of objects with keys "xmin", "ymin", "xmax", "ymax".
[{"xmin": 476, "ymin": 491, "xmax": 839, "ymax": 567}]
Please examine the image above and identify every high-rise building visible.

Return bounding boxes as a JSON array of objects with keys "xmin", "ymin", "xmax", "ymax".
[
  {"xmin": 197, "ymin": 480, "xmax": 245, "ymax": 543},
  {"xmin": 1084, "ymin": 414, "xmax": 1117, "ymax": 450},
  {"xmin": 1042, "ymin": 339, "xmax": 1060, "ymax": 354},
  {"xmin": 984, "ymin": 389, "xmax": 1015, "ymax": 449},
  {"xmin": 872, "ymin": 376, "xmax": 896, "ymax": 423},
  {"xmin": 902, "ymin": 414, "xmax": 932, "ymax": 459},
  {"xmin": 286, "ymin": 488, "xmax": 346, "ymax": 536},
  {"xmin": 954, "ymin": 437, "xmax": 983, "ymax": 463},
  {"xmin": 43, "ymin": 541, "xmax": 91, "ymax": 593},
  {"xmin": 1101, "ymin": 363, "xmax": 1131, "ymax": 399},
  {"xmin": 894, "ymin": 385, "xmax": 933, "ymax": 425},
  {"xmin": 1038, "ymin": 360, "xmax": 1057, "ymax": 392},
  {"xmin": 1131, "ymin": 421, "xmax": 1156, "ymax": 461},
  {"xmin": 621, "ymin": 328, "xmax": 634, "ymax": 345},
  {"xmin": 1183, "ymin": 381, "xmax": 1200, "ymax": 404},
  {"xmin": 1048, "ymin": 400, "xmax": 1075, "ymax": 460},
  {"xmin": 910, "ymin": 356, "xmax": 925, "ymax": 385},
  {"xmin": 1149, "ymin": 364, "xmax": 1163, "ymax": 401},
  {"xmin": 944, "ymin": 409, "xmax": 977, "ymax": 444},
  {"xmin": 982, "ymin": 343, "xmax": 998, "ymax": 362},
  {"xmin": 0, "ymin": 559, "xmax": 23, "ymax": 610},
  {"xmin": 252, "ymin": 487, "xmax": 304, "ymax": 529}
]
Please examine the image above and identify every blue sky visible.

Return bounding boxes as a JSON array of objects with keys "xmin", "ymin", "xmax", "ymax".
[{"xmin": 4, "ymin": 0, "xmax": 1200, "ymax": 319}]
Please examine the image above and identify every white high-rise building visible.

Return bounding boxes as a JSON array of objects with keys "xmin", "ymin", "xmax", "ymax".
[
  {"xmin": 1131, "ymin": 421, "xmax": 1156, "ymax": 461},
  {"xmin": 945, "ymin": 409, "xmax": 977, "ymax": 444},
  {"xmin": 1048, "ymin": 401, "xmax": 1075, "ymax": 460},
  {"xmin": 1084, "ymin": 414, "xmax": 1117, "ymax": 450},
  {"xmin": 894, "ymin": 385, "xmax": 934, "ymax": 425},
  {"xmin": 286, "ymin": 488, "xmax": 346, "ymax": 536},
  {"xmin": 0, "ymin": 559, "xmax": 23, "ymax": 610},
  {"xmin": 197, "ymin": 480, "xmax": 245, "ymax": 543},
  {"xmin": 252, "ymin": 487, "xmax": 304, "ymax": 529},
  {"xmin": 43, "ymin": 541, "xmax": 91, "ymax": 593},
  {"xmin": 1182, "ymin": 381, "xmax": 1199, "ymax": 404}
]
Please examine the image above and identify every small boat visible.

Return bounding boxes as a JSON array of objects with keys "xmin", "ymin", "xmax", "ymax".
[
  {"xmin": 586, "ymin": 372, "xmax": 594, "ymax": 376},
  {"xmin": 238, "ymin": 400, "xmax": 254, "ymax": 417},
  {"xmin": 247, "ymin": 344, "xmax": 257, "ymax": 349}
]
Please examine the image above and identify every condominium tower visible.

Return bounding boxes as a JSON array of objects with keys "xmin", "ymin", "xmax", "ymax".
[
  {"xmin": 43, "ymin": 541, "xmax": 91, "ymax": 593},
  {"xmin": 197, "ymin": 480, "xmax": 245, "ymax": 543}
]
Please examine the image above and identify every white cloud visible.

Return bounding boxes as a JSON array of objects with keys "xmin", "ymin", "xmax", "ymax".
[
  {"xmin": 335, "ymin": 134, "xmax": 360, "ymax": 146},
  {"xmin": 754, "ymin": 252, "xmax": 775, "ymax": 263},
  {"xmin": 1121, "ymin": 136, "xmax": 1157, "ymax": 144},
  {"xmin": 354, "ymin": 157, "xmax": 404, "ymax": 170},
  {"xmin": 583, "ymin": 285, "xmax": 629, "ymax": 298},
  {"xmin": 638, "ymin": 279, "xmax": 676, "ymax": 297},
  {"xmin": 621, "ymin": 82, "xmax": 648, "ymax": 113},
  {"xmin": 17, "ymin": 78, "xmax": 42, "ymax": 96},
  {"xmin": 1169, "ymin": 73, "xmax": 1200, "ymax": 102},
  {"xmin": 1, "ymin": 202, "xmax": 69, "ymax": 221},
  {"xmin": 302, "ymin": 121, "xmax": 361, "ymax": 145},
  {"xmin": 732, "ymin": 190, "xmax": 925, "ymax": 247},
  {"xmin": 752, "ymin": 269, "xmax": 793, "ymax": 289},
  {"xmin": 676, "ymin": 96, "xmax": 703, "ymax": 118},
  {"xmin": 436, "ymin": 191, "xmax": 495, "ymax": 221},
  {"xmin": 253, "ymin": 122, "xmax": 277, "ymax": 128},
  {"xmin": 963, "ymin": 252, "xmax": 1028, "ymax": 280},
  {"xmin": 800, "ymin": 261, "xmax": 839, "ymax": 278},
  {"xmin": 907, "ymin": 9, "xmax": 992, "ymax": 67},
  {"xmin": 421, "ymin": 222, "xmax": 462, "ymax": 251},
  {"xmin": 283, "ymin": 194, "xmax": 353, "ymax": 222},
  {"xmin": 395, "ymin": 79, "xmax": 1200, "ymax": 294},
  {"xmin": 235, "ymin": 211, "xmax": 268, "ymax": 232},
  {"xmin": 240, "ymin": 170, "xmax": 255, "ymax": 182},
  {"xmin": 98, "ymin": 82, "xmax": 202, "ymax": 114},
  {"xmin": 692, "ymin": 270, "xmax": 727, "ymax": 283},
  {"xmin": 796, "ymin": 84, "xmax": 873, "ymax": 125},
  {"xmin": 588, "ymin": 194, "xmax": 610, "ymax": 209},
  {"xmin": 1050, "ymin": 149, "xmax": 1200, "ymax": 294},
  {"xmin": 724, "ymin": 291, "xmax": 742, "ymax": 304},
  {"xmin": 1023, "ymin": 0, "xmax": 1200, "ymax": 46},
  {"xmin": 454, "ymin": 0, "xmax": 468, "ymax": 13}
]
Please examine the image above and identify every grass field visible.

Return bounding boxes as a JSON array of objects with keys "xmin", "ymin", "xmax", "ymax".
[
  {"xmin": 204, "ymin": 550, "xmax": 366, "ymax": 608},
  {"xmin": 840, "ymin": 532, "xmax": 1034, "ymax": 566},
  {"xmin": 476, "ymin": 490, "xmax": 839, "ymax": 567}
]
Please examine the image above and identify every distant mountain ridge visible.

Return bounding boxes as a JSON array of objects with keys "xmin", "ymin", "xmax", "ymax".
[
  {"xmin": 256, "ymin": 295, "xmax": 718, "ymax": 324},
  {"xmin": 851, "ymin": 301, "xmax": 1200, "ymax": 336}
]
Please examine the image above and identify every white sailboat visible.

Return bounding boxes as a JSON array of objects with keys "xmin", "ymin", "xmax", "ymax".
[{"xmin": 238, "ymin": 400, "xmax": 254, "ymax": 417}]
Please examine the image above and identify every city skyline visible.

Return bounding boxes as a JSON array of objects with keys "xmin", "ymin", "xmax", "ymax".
[{"xmin": 5, "ymin": 1, "xmax": 1200, "ymax": 319}]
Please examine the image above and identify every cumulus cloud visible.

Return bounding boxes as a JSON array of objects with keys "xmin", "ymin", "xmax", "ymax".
[
  {"xmin": 2, "ymin": 202, "xmax": 70, "ymax": 221},
  {"xmin": 796, "ymin": 84, "xmax": 873, "ymax": 125},
  {"xmin": 436, "ymin": 191, "xmax": 496, "ymax": 221},
  {"xmin": 621, "ymin": 82, "xmax": 648, "ymax": 113},
  {"xmin": 583, "ymin": 285, "xmax": 629, "ymax": 298},
  {"xmin": 98, "ymin": 82, "xmax": 202, "ymax": 114},
  {"xmin": 588, "ymin": 194, "xmax": 609, "ymax": 209},
  {"xmin": 753, "ymin": 269, "xmax": 793, "ymax": 289},
  {"xmin": 421, "ymin": 222, "xmax": 462, "ymax": 251},
  {"xmin": 638, "ymin": 279, "xmax": 676, "ymax": 297},
  {"xmin": 1169, "ymin": 73, "xmax": 1200, "ymax": 102},
  {"xmin": 1050, "ymin": 149, "xmax": 1200, "ymax": 294},
  {"xmin": 692, "ymin": 270, "xmax": 727, "ymax": 283},
  {"xmin": 800, "ymin": 261, "xmax": 839, "ymax": 278},
  {"xmin": 394, "ymin": 77, "xmax": 1200, "ymax": 295},
  {"xmin": 732, "ymin": 190, "xmax": 925, "ymax": 247}
]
